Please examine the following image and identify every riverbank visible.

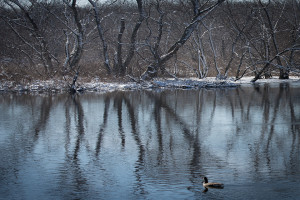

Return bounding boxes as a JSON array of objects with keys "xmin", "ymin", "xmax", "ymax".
[{"xmin": 0, "ymin": 76, "xmax": 299, "ymax": 93}]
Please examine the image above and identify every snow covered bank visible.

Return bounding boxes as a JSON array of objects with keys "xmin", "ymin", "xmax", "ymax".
[{"xmin": 0, "ymin": 76, "xmax": 299, "ymax": 93}]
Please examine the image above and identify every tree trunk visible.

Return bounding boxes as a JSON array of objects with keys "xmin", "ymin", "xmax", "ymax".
[
  {"xmin": 63, "ymin": 0, "xmax": 84, "ymax": 93},
  {"xmin": 141, "ymin": 0, "xmax": 225, "ymax": 80},
  {"xmin": 251, "ymin": 48, "xmax": 291, "ymax": 82},
  {"xmin": 116, "ymin": 18, "xmax": 125, "ymax": 75},
  {"xmin": 121, "ymin": 0, "xmax": 145, "ymax": 76},
  {"xmin": 259, "ymin": 0, "xmax": 289, "ymax": 79},
  {"xmin": 88, "ymin": 0, "xmax": 111, "ymax": 74}
]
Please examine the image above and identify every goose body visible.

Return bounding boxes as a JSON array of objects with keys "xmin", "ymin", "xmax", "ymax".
[{"xmin": 202, "ymin": 177, "xmax": 224, "ymax": 188}]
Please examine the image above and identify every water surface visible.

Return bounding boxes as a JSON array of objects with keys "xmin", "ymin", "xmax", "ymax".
[{"xmin": 0, "ymin": 82, "xmax": 299, "ymax": 199}]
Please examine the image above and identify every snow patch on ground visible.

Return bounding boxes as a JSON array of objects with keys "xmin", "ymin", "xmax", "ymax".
[{"xmin": 0, "ymin": 76, "xmax": 299, "ymax": 93}]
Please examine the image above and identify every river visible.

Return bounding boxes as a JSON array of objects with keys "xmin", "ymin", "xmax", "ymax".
[{"xmin": 0, "ymin": 82, "xmax": 299, "ymax": 199}]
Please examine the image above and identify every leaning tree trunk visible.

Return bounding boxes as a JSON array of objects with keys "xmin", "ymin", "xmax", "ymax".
[
  {"xmin": 141, "ymin": 0, "xmax": 225, "ymax": 80},
  {"xmin": 251, "ymin": 48, "xmax": 292, "ymax": 82}
]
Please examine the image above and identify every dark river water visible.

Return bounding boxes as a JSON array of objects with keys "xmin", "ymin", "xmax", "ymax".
[{"xmin": 0, "ymin": 82, "xmax": 299, "ymax": 200}]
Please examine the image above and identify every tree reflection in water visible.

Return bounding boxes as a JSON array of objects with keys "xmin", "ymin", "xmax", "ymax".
[{"xmin": 0, "ymin": 83, "xmax": 299, "ymax": 199}]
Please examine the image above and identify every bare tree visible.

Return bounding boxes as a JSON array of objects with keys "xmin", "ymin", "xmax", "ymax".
[
  {"xmin": 62, "ymin": 0, "xmax": 84, "ymax": 93},
  {"xmin": 1, "ymin": 0, "xmax": 298, "ymax": 83},
  {"xmin": 1, "ymin": 0, "xmax": 56, "ymax": 77},
  {"xmin": 201, "ymin": 20, "xmax": 223, "ymax": 79},
  {"xmin": 251, "ymin": 0, "xmax": 300, "ymax": 82},
  {"xmin": 189, "ymin": 24, "xmax": 209, "ymax": 79},
  {"xmin": 141, "ymin": 0, "xmax": 225, "ymax": 80},
  {"xmin": 88, "ymin": 0, "xmax": 145, "ymax": 76},
  {"xmin": 259, "ymin": 0, "xmax": 288, "ymax": 79},
  {"xmin": 287, "ymin": 0, "xmax": 300, "ymax": 73},
  {"xmin": 121, "ymin": 0, "xmax": 145, "ymax": 76},
  {"xmin": 143, "ymin": 0, "xmax": 165, "ymax": 74},
  {"xmin": 222, "ymin": 2, "xmax": 254, "ymax": 79},
  {"xmin": 88, "ymin": 0, "xmax": 111, "ymax": 74}
]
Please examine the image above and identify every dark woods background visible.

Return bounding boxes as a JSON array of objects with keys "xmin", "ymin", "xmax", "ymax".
[{"xmin": 0, "ymin": 0, "xmax": 299, "ymax": 84}]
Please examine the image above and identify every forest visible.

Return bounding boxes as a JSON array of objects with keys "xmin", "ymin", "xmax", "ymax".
[{"xmin": 0, "ymin": 0, "xmax": 299, "ymax": 91}]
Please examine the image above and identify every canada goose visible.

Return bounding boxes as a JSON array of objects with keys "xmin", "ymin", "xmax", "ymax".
[{"xmin": 202, "ymin": 177, "xmax": 224, "ymax": 188}]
